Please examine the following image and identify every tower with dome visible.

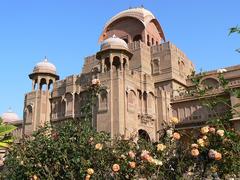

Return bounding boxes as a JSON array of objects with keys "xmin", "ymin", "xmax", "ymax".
[{"xmin": 23, "ymin": 7, "xmax": 240, "ymax": 140}]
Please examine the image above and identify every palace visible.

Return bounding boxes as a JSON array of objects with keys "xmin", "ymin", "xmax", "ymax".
[{"xmin": 22, "ymin": 7, "xmax": 240, "ymax": 141}]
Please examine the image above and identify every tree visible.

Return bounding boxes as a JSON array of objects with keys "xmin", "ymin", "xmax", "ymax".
[
  {"xmin": 229, "ymin": 25, "xmax": 240, "ymax": 53},
  {"xmin": 0, "ymin": 117, "xmax": 16, "ymax": 148}
]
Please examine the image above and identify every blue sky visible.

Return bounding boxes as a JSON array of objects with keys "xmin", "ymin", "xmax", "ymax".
[{"xmin": 0, "ymin": 0, "xmax": 239, "ymax": 118}]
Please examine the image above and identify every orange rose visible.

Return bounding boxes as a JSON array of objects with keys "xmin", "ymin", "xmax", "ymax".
[
  {"xmin": 85, "ymin": 174, "xmax": 91, "ymax": 180},
  {"xmin": 173, "ymin": 132, "xmax": 181, "ymax": 140},
  {"xmin": 191, "ymin": 148, "xmax": 199, "ymax": 157},
  {"xmin": 87, "ymin": 168, "xmax": 94, "ymax": 175},
  {"xmin": 112, "ymin": 164, "xmax": 120, "ymax": 172},
  {"xmin": 32, "ymin": 175, "xmax": 38, "ymax": 180},
  {"xmin": 214, "ymin": 152, "xmax": 222, "ymax": 161},
  {"xmin": 129, "ymin": 161, "xmax": 136, "ymax": 169}
]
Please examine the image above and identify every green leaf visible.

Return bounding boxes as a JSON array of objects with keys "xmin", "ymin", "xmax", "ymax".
[
  {"xmin": 0, "ymin": 124, "xmax": 17, "ymax": 136},
  {"xmin": 0, "ymin": 142, "xmax": 10, "ymax": 148}
]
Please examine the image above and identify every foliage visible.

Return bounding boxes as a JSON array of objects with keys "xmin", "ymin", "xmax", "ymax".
[
  {"xmin": 229, "ymin": 25, "xmax": 240, "ymax": 53},
  {"xmin": 0, "ymin": 117, "xmax": 16, "ymax": 148}
]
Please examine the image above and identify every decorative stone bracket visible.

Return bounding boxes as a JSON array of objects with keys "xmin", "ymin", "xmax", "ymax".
[{"xmin": 138, "ymin": 113, "xmax": 155, "ymax": 126}]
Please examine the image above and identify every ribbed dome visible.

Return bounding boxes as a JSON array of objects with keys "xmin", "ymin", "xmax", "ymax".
[
  {"xmin": 101, "ymin": 35, "xmax": 128, "ymax": 51},
  {"xmin": 2, "ymin": 109, "xmax": 21, "ymax": 123},
  {"xmin": 33, "ymin": 58, "xmax": 57, "ymax": 74}
]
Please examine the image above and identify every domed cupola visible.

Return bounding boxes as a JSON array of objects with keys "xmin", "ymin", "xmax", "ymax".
[
  {"xmin": 2, "ymin": 108, "xmax": 21, "ymax": 124},
  {"xmin": 100, "ymin": 35, "xmax": 128, "ymax": 51},
  {"xmin": 33, "ymin": 58, "xmax": 57, "ymax": 75}
]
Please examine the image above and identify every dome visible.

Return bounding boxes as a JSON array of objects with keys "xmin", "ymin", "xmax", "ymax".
[
  {"xmin": 2, "ymin": 109, "xmax": 21, "ymax": 123},
  {"xmin": 33, "ymin": 58, "xmax": 57, "ymax": 74},
  {"xmin": 101, "ymin": 35, "xmax": 128, "ymax": 51},
  {"xmin": 99, "ymin": 7, "xmax": 165, "ymax": 42},
  {"xmin": 104, "ymin": 7, "xmax": 155, "ymax": 29}
]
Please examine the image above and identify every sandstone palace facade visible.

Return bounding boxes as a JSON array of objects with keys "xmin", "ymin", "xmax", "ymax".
[{"xmin": 23, "ymin": 7, "xmax": 240, "ymax": 141}]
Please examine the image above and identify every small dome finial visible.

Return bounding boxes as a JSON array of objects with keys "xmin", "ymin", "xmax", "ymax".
[
  {"xmin": 8, "ymin": 107, "xmax": 12, "ymax": 113},
  {"xmin": 44, "ymin": 56, "xmax": 48, "ymax": 62},
  {"xmin": 112, "ymin": 34, "xmax": 117, "ymax": 38}
]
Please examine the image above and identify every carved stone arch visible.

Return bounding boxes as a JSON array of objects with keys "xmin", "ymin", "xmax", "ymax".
[
  {"xmin": 40, "ymin": 78, "xmax": 47, "ymax": 91},
  {"xmin": 25, "ymin": 104, "xmax": 33, "ymax": 123},
  {"xmin": 65, "ymin": 93, "xmax": 73, "ymax": 116},
  {"xmin": 138, "ymin": 129, "xmax": 150, "ymax": 142},
  {"xmin": 147, "ymin": 92, "xmax": 155, "ymax": 113},
  {"xmin": 127, "ymin": 89, "xmax": 137, "ymax": 112},
  {"xmin": 200, "ymin": 77, "xmax": 219, "ymax": 89},
  {"xmin": 152, "ymin": 59, "xmax": 160, "ymax": 74},
  {"xmin": 98, "ymin": 89, "xmax": 108, "ymax": 112},
  {"xmin": 112, "ymin": 56, "xmax": 121, "ymax": 71}
]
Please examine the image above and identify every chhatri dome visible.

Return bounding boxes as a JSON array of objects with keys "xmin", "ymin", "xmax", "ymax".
[
  {"xmin": 33, "ymin": 58, "xmax": 57, "ymax": 75},
  {"xmin": 2, "ymin": 108, "xmax": 21, "ymax": 123},
  {"xmin": 101, "ymin": 35, "xmax": 128, "ymax": 51}
]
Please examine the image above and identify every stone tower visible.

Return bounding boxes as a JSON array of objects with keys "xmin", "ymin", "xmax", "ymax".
[
  {"xmin": 23, "ymin": 58, "xmax": 59, "ymax": 135},
  {"xmin": 96, "ymin": 35, "xmax": 132, "ymax": 137}
]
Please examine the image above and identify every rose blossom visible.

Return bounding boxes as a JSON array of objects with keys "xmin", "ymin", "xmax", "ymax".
[
  {"xmin": 92, "ymin": 78, "xmax": 100, "ymax": 85},
  {"xmin": 200, "ymin": 126, "xmax": 209, "ymax": 134},
  {"xmin": 87, "ymin": 168, "xmax": 94, "ymax": 175},
  {"xmin": 216, "ymin": 129, "xmax": 224, "ymax": 137},
  {"xmin": 208, "ymin": 149, "xmax": 217, "ymax": 159},
  {"xmin": 191, "ymin": 148, "xmax": 199, "ymax": 157},
  {"xmin": 171, "ymin": 117, "xmax": 179, "ymax": 124},
  {"xmin": 153, "ymin": 159, "xmax": 163, "ymax": 166},
  {"xmin": 197, "ymin": 138, "xmax": 205, "ymax": 147},
  {"xmin": 112, "ymin": 164, "xmax": 120, "ymax": 172},
  {"xmin": 214, "ymin": 152, "xmax": 222, "ymax": 161},
  {"xmin": 95, "ymin": 143, "xmax": 103, "ymax": 150},
  {"xmin": 129, "ymin": 161, "xmax": 136, "ymax": 169},
  {"xmin": 85, "ymin": 174, "xmax": 91, "ymax": 180},
  {"xmin": 173, "ymin": 132, "xmax": 181, "ymax": 140},
  {"xmin": 209, "ymin": 127, "xmax": 216, "ymax": 134},
  {"xmin": 128, "ymin": 150, "xmax": 135, "ymax": 159},
  {"xmin": 157, "ymin": 143, "xmax": 166, "ymax": 151}
]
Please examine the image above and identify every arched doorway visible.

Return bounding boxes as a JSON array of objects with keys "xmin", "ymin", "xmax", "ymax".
[{"xmin": 138, "ymin": 129, "xmax": 150, "ymax": 141}]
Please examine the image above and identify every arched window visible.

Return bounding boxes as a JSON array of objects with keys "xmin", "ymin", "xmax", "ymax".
[
  {"xmin": 147, "ymin": 92, "xmax": 155, "ymax": 113},
  {"xmin": 99, "ymin": 90, "xmax": 108, "ymax": 111},
  {"xmin": 40, "ymin": 78, "xmax": 47, "ymax": 91},
  {"xmin": 143, "ymin": 91, "xmax": 147, "ymax": 113},
  {"xmin": 112, "ymin": 56, "xmax": 121, "ymax": 71},
  {"xmin": 61, "ymin": 100, "xmax": 66, "ymax": 117},
  {"xmin": 201, "ymin": 78, "xmax": 219, "ymax": 89},
  {"xmin": 128, "ymin": 90, "xmax": 136, "ymax": 112},
  {"xmin": 26, "ymin": 105, "xmax": 33, "ymax": 123},
  {"xmin": 65, "ymin": 93, "xmax": 73, "ymax": 116},
  {"xmin": 133, "ymin": 34, "xmax": 142, "ymax": 42},
  {"xmin": 123, "ymin": 58, "xmax": 127, "ymax": 69},
  {"xmin": 152, "ymin": 38, "xmax": 154, "ymax": 45},
  {"xmin": 48, "ymin": 79, "xmax": 53, "ymax": 92},
  {"xmin": 104, "ymin": 57, "xmax": 110, "ymax": 72},
  {"xmin": 152, "ymin": 59, "xmax": 160, "ymax": 74},
  {"xmin": 34, "ymin": 79, "xmax": 38, "ymax": 90}
]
